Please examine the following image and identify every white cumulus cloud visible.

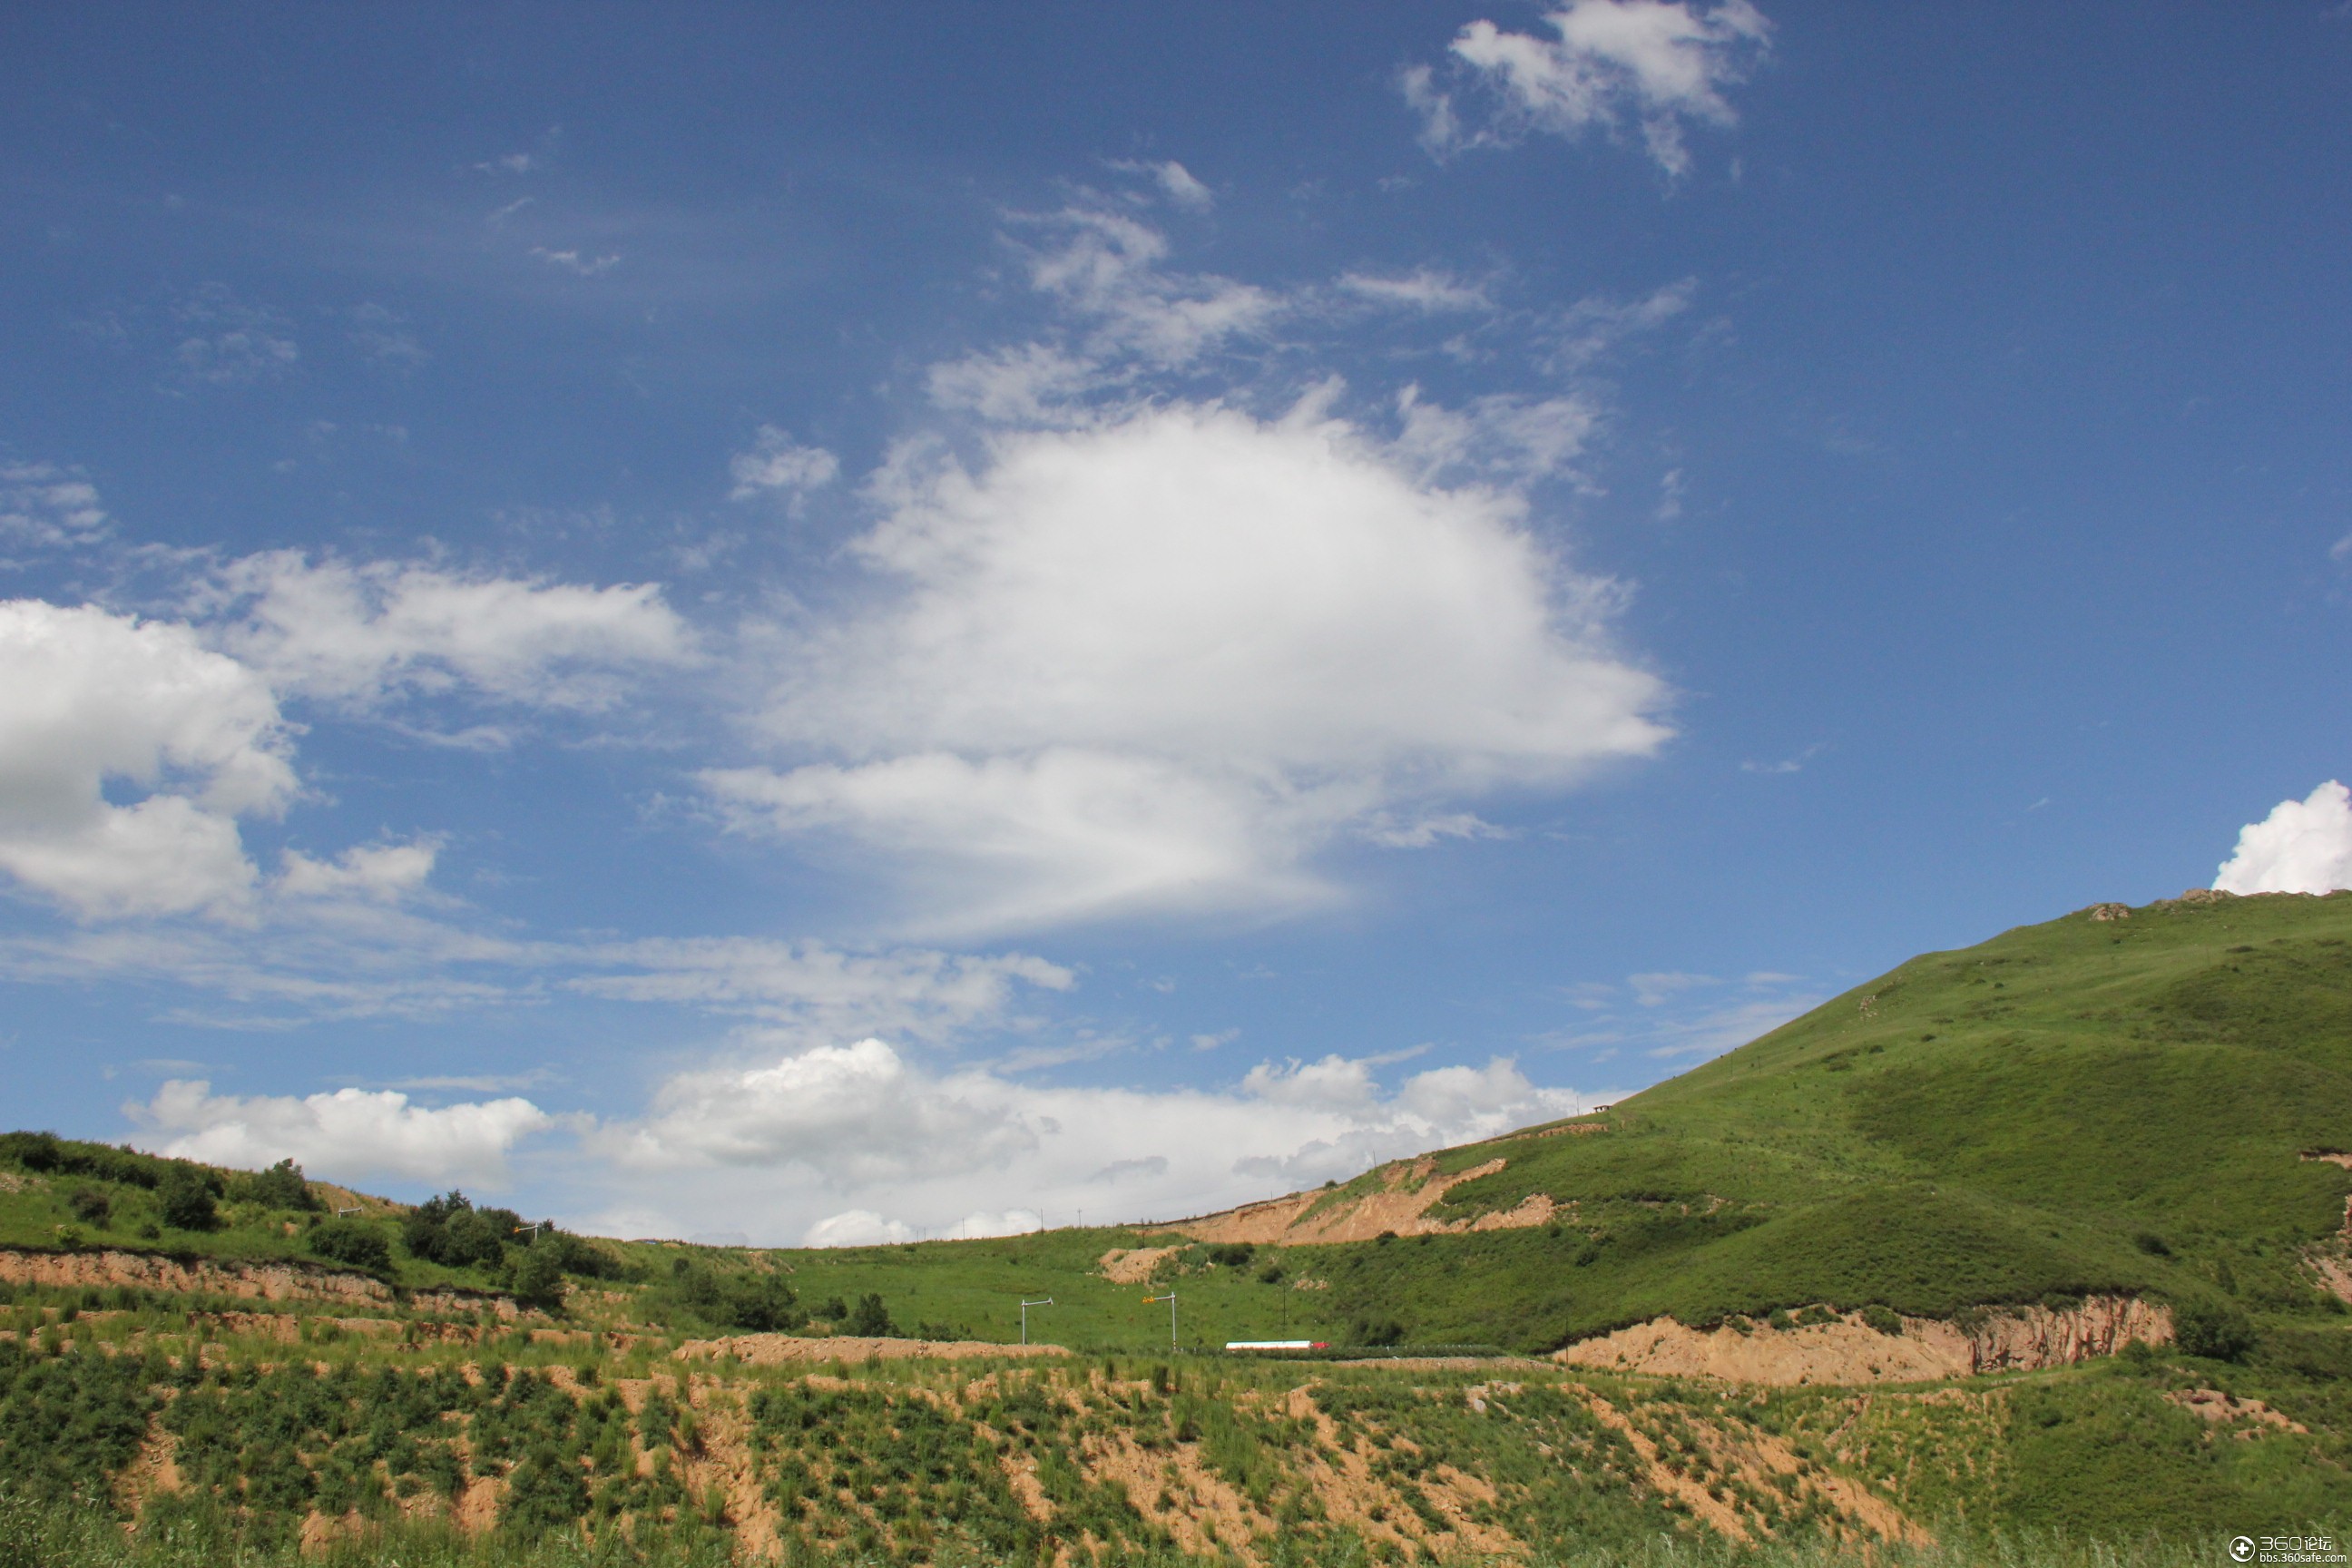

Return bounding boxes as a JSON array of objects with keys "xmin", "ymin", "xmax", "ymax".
[
  {"xmin": 581, "ymin": 1039, "xmax": 1591, "ymax": 1243},
  {"xmin": 0, "ymin": 601, "xmax": 295, "ymax": 918},
  {"xmin": 199, "ymin": 552, "xmax": 696, "ymax": 714},
  {"xmin": 1414, "ymin": 0, "xmax": 1772, "ymax": 175},
  {"xmin": 130, "ymin": 1079, "xmax": 553, "ymax": 1186},
  {"xmin": 597, "ymin": 1037, "xmax": 1041, "ymax": 1179},
  {"xmin": 2215, "ymin": 780, "xmax": 2352, "ymax": 896},
  {"xmin": 278, "ymin": 840, "xmax": 440, "ymax": 903},
  {"xmin": 713, "ymin": 401, "xmax": 1668, "ymax": 936}
]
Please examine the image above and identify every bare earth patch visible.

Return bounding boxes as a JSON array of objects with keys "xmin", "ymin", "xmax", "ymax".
[
  {"xmin": 1156, "ymin": 1155, "xmax": 1554, "ymax": 1246},
  {"xmin": 1097, "ymin": 1246, "xmax": 1180, "ymax": 1284},
  {"xmin": 2168, "ymin": 1387, "xmax": 2309, "ymax": 1436},
  {"xmin": 1557, "ymin": 1298, "xmax": 2171, "ymax": 1385}
]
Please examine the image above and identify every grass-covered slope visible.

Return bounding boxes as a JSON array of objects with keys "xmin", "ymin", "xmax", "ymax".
[
  {"xmin": 5, "ymin": 889, "xmax": 2351, "ymax": 1363},
  {"xmin": 1359, "ymin": 889, "xmax": 2352, "ymax": 1348}
]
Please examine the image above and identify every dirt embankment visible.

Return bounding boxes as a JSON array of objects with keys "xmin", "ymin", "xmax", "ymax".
[
  {"xmin": 0, "ymin": 1247, "xmax": 395, "ymax": 1306},
  {"xmin": 1156, "ymin": 1155, "xmax": 1556, "ymax": 1247},
  {"xmin": 675, "ymin": 1333, "xmax": 1064, "ymax": 1365},
  {"xmin": 0, "ymin": 1247, "xmax": 524, "ymax": 1319},
  {"xmin": 1557, "ymin": 1298, "xmax": 2171, "ymax": 1386},
  {"xmin": 1098, "ymin": 1246, "xmax": 1180, "ymax": 1284}
]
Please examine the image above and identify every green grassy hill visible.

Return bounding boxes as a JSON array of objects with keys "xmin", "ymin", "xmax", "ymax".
[
  {"xmin": 8, "ymin": 888, "xmax": 2352, "ymax": 1360},
  {"xmin": 5, "ymin": 889, "xmax": 2352, "ymax": 1560},
  {"xmin": 1371, "ymin": 887, "xmax": 2352, "ymax": 1348}
]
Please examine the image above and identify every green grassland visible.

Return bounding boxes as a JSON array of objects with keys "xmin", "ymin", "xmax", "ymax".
[
  {"xmin": 6, "ymin": 889, "xmax": 2352, "ymax": 1559},
  {"xmin": 1, "ymin": 1280, "xmax": 2344, "ymax": 1563}
]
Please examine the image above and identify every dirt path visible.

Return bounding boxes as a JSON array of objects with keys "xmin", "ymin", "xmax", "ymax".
[{"xmin": 675, "ymin": 1333, "xmax": 1063, "ymax": 1364}]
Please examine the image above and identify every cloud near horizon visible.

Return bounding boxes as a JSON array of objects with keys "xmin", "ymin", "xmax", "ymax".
[
  {"xmin": 129, "ymin": 1079, "xmax": 555, "ymax": 1187},
  {"xmin": 2214, "ymin": 780, "xmax": 2352, "ymax": 896},
  {"xmin": 581, "ymin": 1037, "xmax": 1596, "ymax": 1246}
]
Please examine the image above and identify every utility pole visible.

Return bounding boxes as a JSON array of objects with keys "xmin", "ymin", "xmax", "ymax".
[
  {"xmin": 1020, "ymin": 1297, "xmax": 1053, "ymax": 1346},
  {"xmin": 1145, "ymin": 1289, "xmax": 1177, "ymax": 1354}
]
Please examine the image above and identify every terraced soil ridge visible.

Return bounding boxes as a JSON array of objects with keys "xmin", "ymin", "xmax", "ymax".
[
  {"xmin": 1555, "ymin": 1297, "xmax": 2173, "ymax": 1385},
  {"xmin": 0, "ymin": 1246, "xmax": 521, "ymax": 1318}
]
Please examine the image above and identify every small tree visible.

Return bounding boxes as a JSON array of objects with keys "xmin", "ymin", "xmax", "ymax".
[
  {"xmin": 157, "ymin": 1165, "xmax": 218, "ymax": 1231},
  {"xmin": 513, "ymin": 1243, "xmax": 568, "ymax": 1312},
  {"xmin": 844, "ymin": 1292, "xmax": 897, "ymax": 1337},
  {"xmin": 240, "ymin": 1158, "xmax": 320, "ymax": 1211}
]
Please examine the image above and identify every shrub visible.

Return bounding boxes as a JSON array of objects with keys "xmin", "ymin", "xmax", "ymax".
[
  {"xmin": 843, "ymin": 1293, "xmax": 897, "ymax": 1337},
  {"xmin": 1860, "ymin": 1303, "xmax": 1903, "ymax": 1336},
  {"xmin": 511, "ymin": 1246, "xmax": 568, "ymax": 1312},
  {"xmin": 400, "ymin": 1192, "xmax": 522, "ymax": 1269},
  {"xmin": 236, "ymin": 1159, "xmax": 319, "ymax": 1211},
  {"xmin": 1205, "ymin": 1243, "xmax": 1255, "ymax": 1269},
  {"xmin": 723, "ymin": 1273, "xmax": 800, "ymax": 1333},
  {"xmin": 308, "ymin": 1220, "xmax": 392, "ymax": 1273},
  {"xmin": 156, "ymin": 1166, "xmax": 218, "ymax": 1231},
  {"xmin": 64, "ymin": 1190, "xmax": 109, "ymax": 1227},
  {"xmin": 2174, "ymin": 1300, "xmax": 2255, "ymax": 1361}
]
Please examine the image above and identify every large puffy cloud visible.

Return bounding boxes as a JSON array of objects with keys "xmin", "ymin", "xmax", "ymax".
[
  {"xmin": 583, "ymin": 1039, "xmax": 1593, "ymax": 1246},
  {"xmin": 200, "ymin": 552, "xmax": 696, "ymax": 714},
  {"xmin": 2215, "ymin": 781, "xmax": 2352, "ymax": 895},
  {"xmin": 713, "ymin": 401, "xmax": 1669, "ymax": 935},
  {"xmin": 1411, "ymin": 0, "xmax": 1772, "ymax": 174},
  {"xmin": 0, "ymin": 601, "xmax": 295, "ymax": 917},
  {"xmin": 130, "ymin": 1079, "xmax": 554, "ymax": 1186},
  {"xmin": 597, "ymin": 1037, "xmax": 1040, "ymax": 1179}
]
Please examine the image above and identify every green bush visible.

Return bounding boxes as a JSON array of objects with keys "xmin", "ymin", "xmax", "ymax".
[
  {"xmin": 843, "ymin": 1292, "xmax": 897, "ymax": 1337},
  {"xmin": 511, "ymin": 1246, "xmax": 567, "ymax": 1312},
  {"xmin": 2173, "ymin": 1300, "xmax": 2254, "ymax": 1361},
  {"xmin": 233, "ymin": 1159, "xmax": 319, "ymax": 1212},
  {"xmin": 307, "ymin": 1220, "xmax": 392, "ymax": 1273},
  {"xmin": 400, "ymin": 1192, "xmax": 523, "ymax": 1269},
  {"xmin": 155, "ymin": 1166, "xmax": 217, "ymax": 1232}
]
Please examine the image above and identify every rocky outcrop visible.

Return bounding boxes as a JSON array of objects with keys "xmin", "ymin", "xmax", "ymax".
[
  {"xmin": 1556, "ymin": 1297, "xmax": 2172, "ymax": 1386},
  {"xmin": 1965, "ymin": 1296, "xmax": 2171, "ymax": 1371}
]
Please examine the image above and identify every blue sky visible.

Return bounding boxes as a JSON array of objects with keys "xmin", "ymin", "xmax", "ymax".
[{"xmin": 4, "ymin": 4, "xmax": 2349, "ymax": 1244}]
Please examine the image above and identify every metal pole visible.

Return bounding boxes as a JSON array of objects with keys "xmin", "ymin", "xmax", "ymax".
[
  {"xmin": 1145, "ymin": 1290, "xmax": 1177, "ymax": 1353},
  {"xmin": 1020, "ymin": 1297, "xmax": 1053, "ymax": 1346}
]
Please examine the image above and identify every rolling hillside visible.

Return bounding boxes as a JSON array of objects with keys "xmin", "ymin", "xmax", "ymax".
[{"xmin": 4, "ymin": 888, "xmax": 2352, "ymax": 1560}]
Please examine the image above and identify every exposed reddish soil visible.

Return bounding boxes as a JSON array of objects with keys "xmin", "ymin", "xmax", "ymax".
[
  {"xmin": 2168, "ymin": 1387, "xmax": 2309, "ymax": 1436},
  {"xmin": 1557, "ymin": 1298, "xmax": 2171, "ymax": 1385},
  {"xmin": 1155, "ymin": 1155, "xmax": 1554, "ymax": 1246},
  {"xmin": 0, "ymin": 1247, "xmax": 394, "ymax": 1305},
  {"xmin": 1097, "ymin": 1246, "xmax": 1179, "ymax": 1284}
]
